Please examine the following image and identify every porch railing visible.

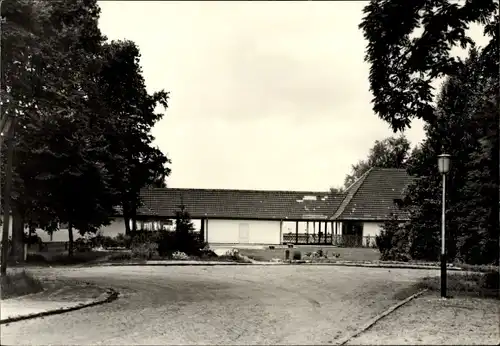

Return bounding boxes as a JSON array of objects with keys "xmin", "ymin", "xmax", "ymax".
[{"xmin": 283, "ymin": 233, "xmax": 377, "ymax": 248}]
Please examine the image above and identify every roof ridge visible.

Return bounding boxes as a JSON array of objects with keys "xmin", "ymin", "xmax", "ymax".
[
  {"xmin": 370, "ymin": 167, "xmax": 407, "ymax": 171},
  {"xmin": 343, "ymin": 167, "xmax": 373, "ymax": 192},
  {"xmin": 331, "ymin": 167, "xmax": 373, "ymax": 220},
  {"xmin": 141, "ymin": 187, "xmax": 338, "ymax": 195}
]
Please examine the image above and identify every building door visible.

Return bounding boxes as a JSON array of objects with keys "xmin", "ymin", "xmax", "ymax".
[{"xmin": 238, "ymin": 223, "xmax": 250, "ymax": 243}]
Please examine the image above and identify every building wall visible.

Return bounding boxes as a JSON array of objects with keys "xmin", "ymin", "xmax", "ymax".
[
  {"xmin": 0, "ymin": 216, "xmax": 127, "ymax": 243},
  {"xmin": 98, "ymin": 218, "xmax": 127, "ymax": 238},
  {"xmin": 206, "ymin": 219, "xmax": 281, "ymax": 244},
  {"xmin": 362, "ymin": 222, "xmax": 384, "ymax": 238},
  {"xmin": 362, "ymin": 221, "xmax": 384, "ymax": 247}
]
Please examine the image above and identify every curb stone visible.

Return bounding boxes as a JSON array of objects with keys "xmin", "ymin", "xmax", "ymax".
[
  {"xmin": 83, "ymin": 261, "xmax": 462, "ymax": 271},
  {"xmin": 296, "ymin": 262, "xmax": 463, "ymax": 271},
  {"xmin": 335, "ymin": 288, "xmax": 429, "ymax": 345},
  {"xmin": 87, "ymin": 262, "xmax": 255, "ymax": 267},
  {"xmin": 0, "ymin": 287, "xmax": 119, "ymax": 325}
]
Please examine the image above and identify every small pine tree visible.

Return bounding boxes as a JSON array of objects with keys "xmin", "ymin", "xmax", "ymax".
[
  {"xmin": 175, "ymin": 204, "xmax": 196, "ymax": 236},
  {"xmin": 157, "ymin": 203, "xmax": 204, "ymax": 257}
]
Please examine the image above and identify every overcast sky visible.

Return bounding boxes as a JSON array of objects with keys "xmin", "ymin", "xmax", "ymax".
[{"xmin": 98, "ymin": 1, "xmax": 487, "ymax": 192}]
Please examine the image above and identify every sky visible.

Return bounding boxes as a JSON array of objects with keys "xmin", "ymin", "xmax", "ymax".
[{"xmin": 98, "ymin": 1, "xmax": 488, "ymax": 192}]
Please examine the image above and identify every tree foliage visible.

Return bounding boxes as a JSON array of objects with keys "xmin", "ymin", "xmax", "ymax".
[
  {"xmin": 97, "ymin": 40, "xmax": 170, "ymax": 234},
  {"xmin": 376, "ymin": 213, "xmax": 411, "ymax": 262},
  {"xmin": 1, "ymin": 0, "xmax": 171, "ymax": 259},
  {"xmin": 360, "ymin": 0, "xmax": 498, "ymax": 265},
  {"xmin": 387, "ymin": 47, "xmax": 498, "ymax": 264},
  {"xmin": 359, "ymin": 0, "xmax": 498, "ymax": 131},
  {"xmin": 344, "ymin": 135, "xmax": 411, "ymax": 188}
]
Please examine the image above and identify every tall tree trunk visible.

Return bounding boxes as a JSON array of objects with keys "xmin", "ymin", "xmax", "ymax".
[
  {"xmin": 28, "ymin": 222, "xmax": 36, "ymax": 250},
  {"xmin": 124, "ymin": 216, "xmax": 131, "ymax": 235},
  {"xmin": 122, "ymin": 203, "xmax": 131, "ymax": 235},
  {"xmin": 10, "ymin": 206, "xmax": 24, "ymax": 262},
  {"xmin": 1, "ymin": 127, "xmax": 15, "ymax": 276},
  {"xmin": 131, "ymin": 206, "xmax": 137, "ymax": 232},
  {"xmin": 68, "ymin": 222, "xmax": 74, "ymax": 257}
]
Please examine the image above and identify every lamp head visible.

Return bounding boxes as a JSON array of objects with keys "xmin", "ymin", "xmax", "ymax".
[{"xmin": 437, "ymin": 154, "xmax": 451, "ymax": 174}]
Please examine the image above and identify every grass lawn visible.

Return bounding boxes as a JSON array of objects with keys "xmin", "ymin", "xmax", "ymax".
[
  {"xmin": 26, "ymin": 250, "xmax": 121, "ymax": 266},
  {"xmin": 347, "ymin": 292, "xmax": 500, "ymax": 345},
  {"xmin": 26, "ymin": 248, "xmax": 252, "ymax": 265},
  {"xmin": 0, "ymin": 271, "xmax": 44, "ymax": 299},
  {"xmin": 238, "ymin": 246, "xmax": 381, "ymax": 262},
  {"xmin": 417, "ymin": 271, "xmax": 499, "ymax": 299}
]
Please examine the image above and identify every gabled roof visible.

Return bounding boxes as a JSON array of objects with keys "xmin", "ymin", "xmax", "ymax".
[
  {"xmin": 331, "ymin": 168, "xmax": 371, "ymax": 220},
  {"xmin": 139, "ymin": 188, "xmax": 345, "ymax": 220},
  {"xmin": 332, "ymin": 168, "xmax": 414, "ymax": 221}
]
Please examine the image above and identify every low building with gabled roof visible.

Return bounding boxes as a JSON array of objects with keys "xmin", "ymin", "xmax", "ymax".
[
  {"xmin": 98, "ymin": 167, "xmax": 415, "ymax": 247},
  {"xmin": 14, "ymin": 168, "xmax": 414, "ymax": 247}
]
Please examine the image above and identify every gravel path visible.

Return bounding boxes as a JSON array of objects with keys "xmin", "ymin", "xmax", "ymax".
[
  {"xmin": 1, "ymin": 265, "xmax": 438, "ymax": 345},
  {"xmin": 347, "ymin": 293, "xmax": 500, "ymax": 345}
]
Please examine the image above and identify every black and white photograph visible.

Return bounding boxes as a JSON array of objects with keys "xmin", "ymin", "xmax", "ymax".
[{"xmin": 0, "ymin": 0, "xmax": 498, "ymax": 344}]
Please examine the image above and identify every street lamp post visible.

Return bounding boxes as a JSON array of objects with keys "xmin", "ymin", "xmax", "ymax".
[{"xmin": 437, "ymin": 154, "xmax": 451, "ymax": 298}]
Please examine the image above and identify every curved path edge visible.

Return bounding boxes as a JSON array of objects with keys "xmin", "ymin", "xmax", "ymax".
[
  {"xmin": 87, "ymin": 261, "xmax": 462, "ymax": 271},
  {"xmin": 335, "ymin": 288, "xmax": 428, "ymax": 345},
  {"xmin": 0, "ymin": 288, "xmax": 119, "ymax": 325}
]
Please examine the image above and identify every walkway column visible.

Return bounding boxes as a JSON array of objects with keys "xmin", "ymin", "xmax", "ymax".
[
  {"xmin": 200, "ymin": 218, "xmax": 205, "ymax": 242},
  {"xmin": 279, "ymin": 220, "xmax": 283, "ymax": 244},
  {"xmin": 295, "ymin": 221, "xmax": 299, "ymax": 244}
]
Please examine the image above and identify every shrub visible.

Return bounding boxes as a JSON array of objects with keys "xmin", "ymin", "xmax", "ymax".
[
  {"xmin": 26, "ymin": 253, "xmax": 48, "ymax": 264},
  {"xmin": 102, "ymin": 236, "xmax": 119, "ymax": 248},
  {"xmin": 292, "ymin": 250, "xmax": 301, "ymax": 260},
  {"xmin": 156, "ymin": 230, "xmax": 205, "ymax": 258},
  {"xmin": 172, "ymin": 251, "xmax": 189, "ymax": 260},
  {"xmin": 480, "ymin": 271, "xmax": 499, "ymax": 290},
  {"xmin": 219, "ymin": 253, "xmax": 252, "ymax": 263},
  {"xmin": 131, "ymin": 241, "xmax": 157, "ymax": 260},
  {"xmin": 157, "ymin": 230, "xmax": 176, "ymax": 257},
  {"xmin": 376, "ymin": 216, "xmax": 411, "ymax": 261},
  {"xmin": 200, "ymin": 247, "xmax": 218, "ymax": 258},
  {"xmin": 115, "ymin": 233, "xmax": 132, "ymax": 248},
  {"xmin": 107, "ymin": 252, "xmax": 132, "ymax": 261},
  {"xmin": 75, "ymin": 238, "xmax": 93, "ymax": 252},
  {"xmin": 24, "ymin": 232, "xmax": 42, "ymax": 245},
  {"xmin": 284, "ymin": 249, "xmax": 290, "ymax": 260},
  {"xmin": 130, "ymin": 231, "xmax": 160, "ymax": 244},
  {"xmin": 418, "ymin": 271, "xmax": 499, "ymax": 298},
  {"xmin": 224, "ymin": 249, "xmax": 239, "ymax": 257}
]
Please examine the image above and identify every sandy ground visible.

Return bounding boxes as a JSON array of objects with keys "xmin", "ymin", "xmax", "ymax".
[
  {"xmin": 348, "ymin": 292, "xmax": 500, "ymax": 345},
  {"xmin": 2, "ymin": 265, "xmax": 439, "ymax": 345},
  {"xmin": 1, "ymin": 280, "xmax": 109, "ymax": 321}
]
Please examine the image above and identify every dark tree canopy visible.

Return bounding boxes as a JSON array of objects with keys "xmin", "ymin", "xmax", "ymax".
[
  {"xmin": 1, "ymin": 0, "xmax": 171, "ymax": 260},
  {"xmin": 383, "ymin": 47, "xmax": 498, "ymax": 264},
  {"xmin": 360, "ymin": 0, "xmax": 498, "ymax": 131},
  {"xmin": 344, "ymin": 135, "xmax": 411, "ymax": 188}
]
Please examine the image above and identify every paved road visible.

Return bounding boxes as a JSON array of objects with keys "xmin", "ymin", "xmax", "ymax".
[{"xmin": 1, "ymin": 265, "xmax": 439, "ymax": 345}]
